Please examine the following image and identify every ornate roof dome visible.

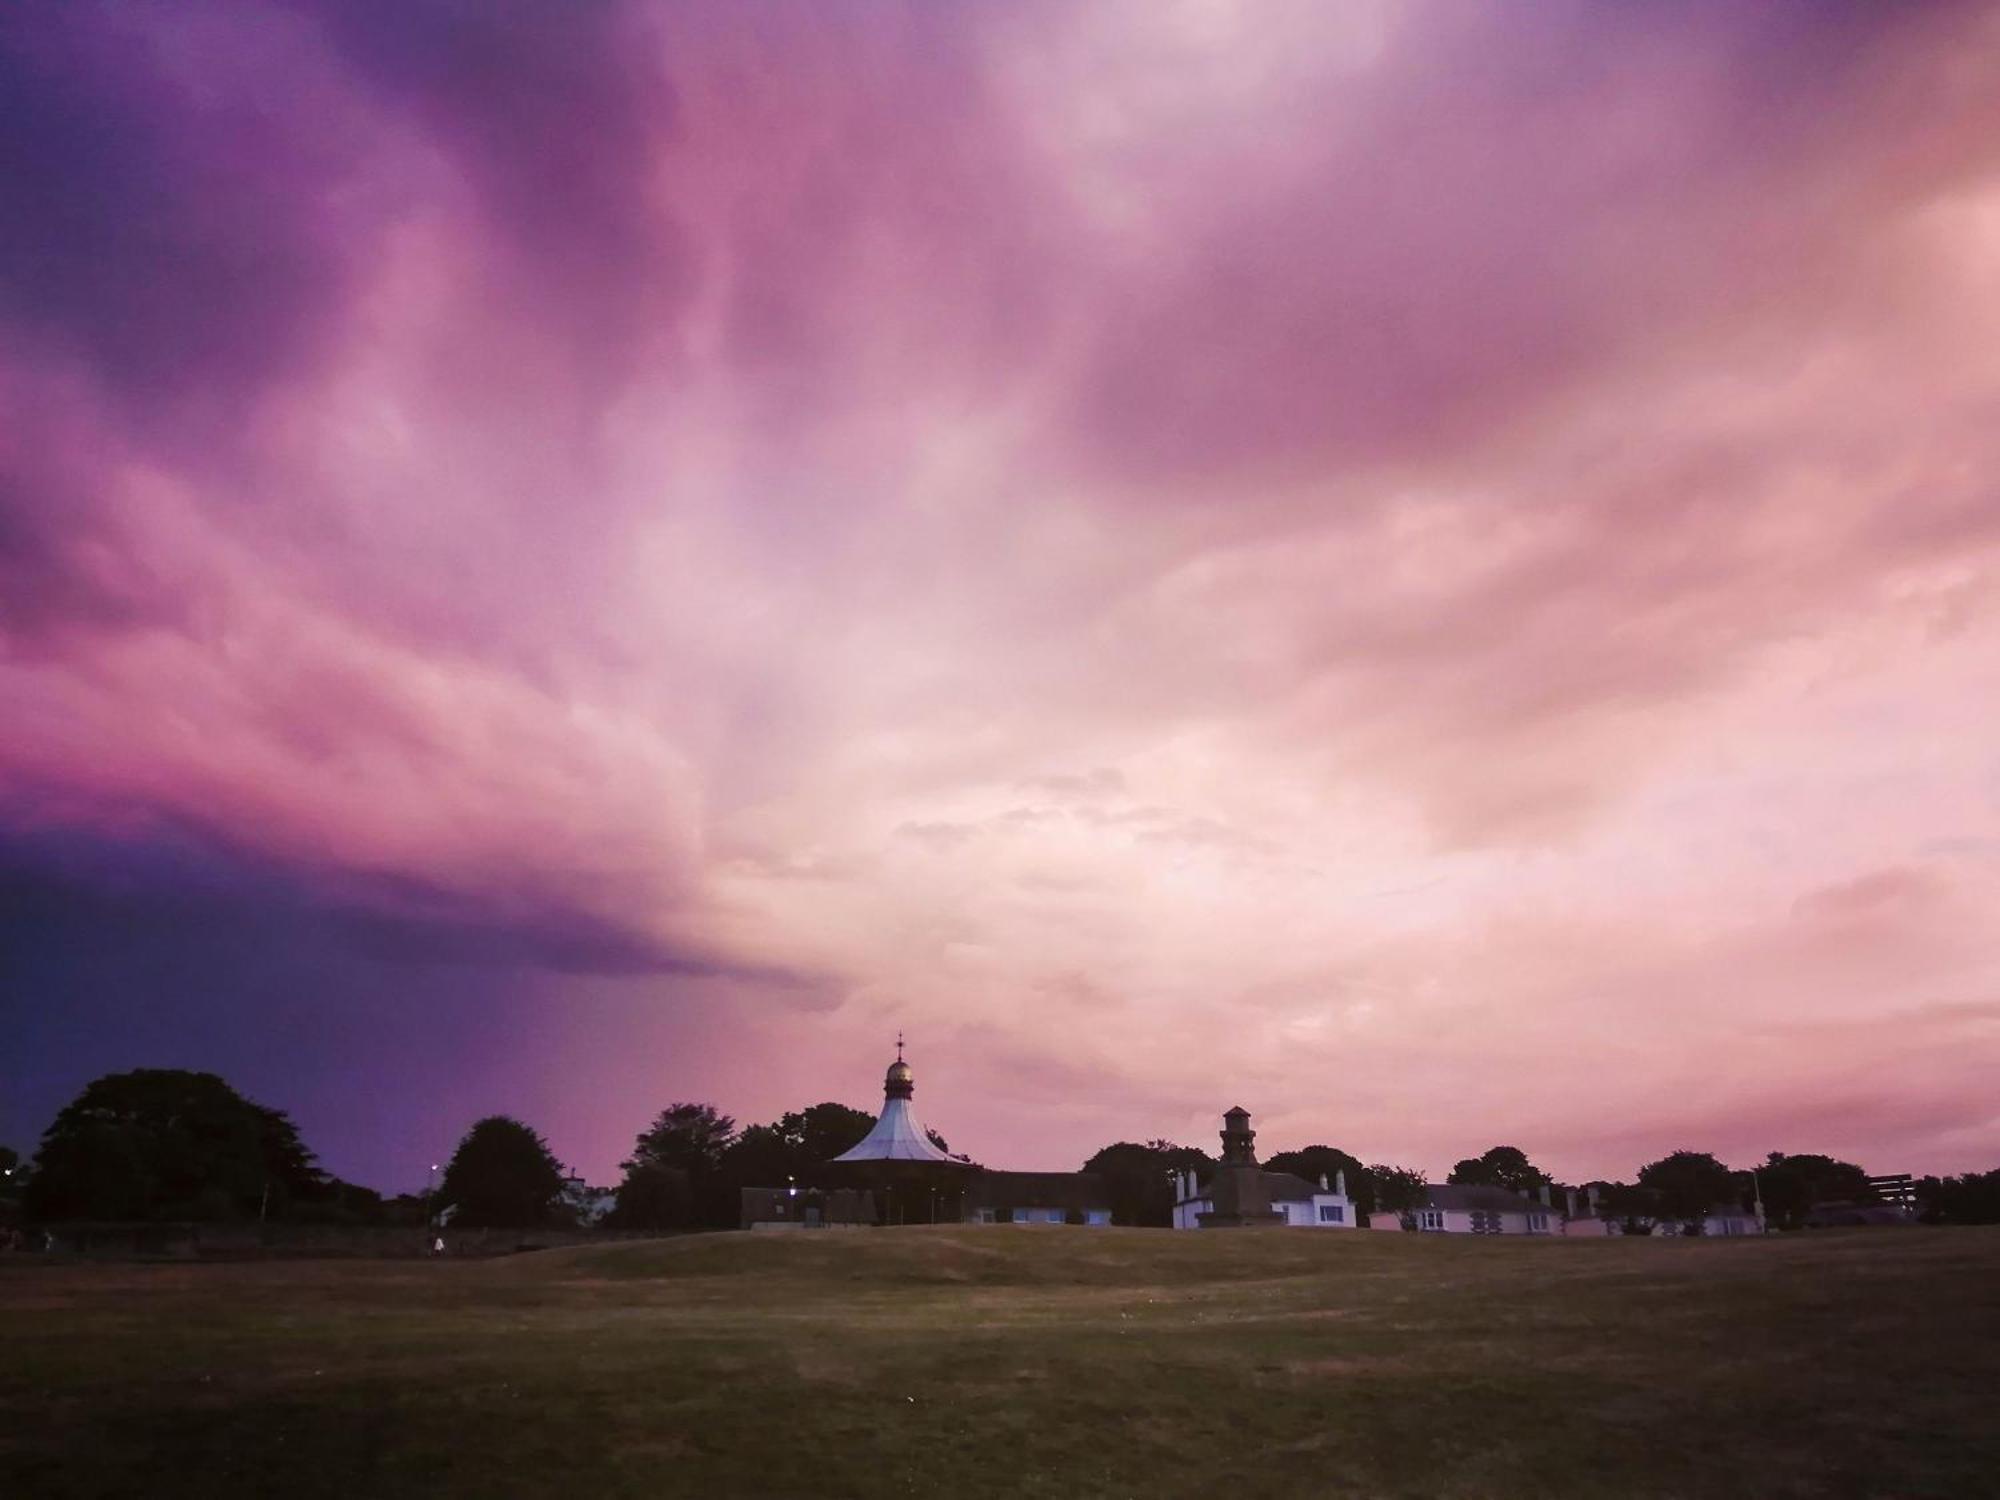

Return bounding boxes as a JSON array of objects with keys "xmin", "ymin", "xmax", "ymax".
[{"xmin": 886, "ymin": 1058, "xmax": 913, "ymax": 1085}]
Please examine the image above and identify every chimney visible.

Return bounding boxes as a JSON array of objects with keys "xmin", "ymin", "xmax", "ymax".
[
  {"xmin": 1335, "ymin": 1169, "xmax": 1348, "ymax": 1199},
  {"xmin": 1318, "ymin": 1173, "xmax": 1329, "ymax": 1191},
  {"xmin": 1565, "ymin": 1187, "xmax": 1578, "ymax": 1219},
  {"xmin": 1587, "ymin": 1184, "xmax": 1600, "ymax": 1213},
  {"xmin": 1538, "ymin": 1183, "xmax": 1552, "ymax": 1207}
]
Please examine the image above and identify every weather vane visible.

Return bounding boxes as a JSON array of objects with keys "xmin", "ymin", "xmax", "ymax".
[{"xmin": 896, "ymin": 1031, "xmax": 905, "ymax": 1061}]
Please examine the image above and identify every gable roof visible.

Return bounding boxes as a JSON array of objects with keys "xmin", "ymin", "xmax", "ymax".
[{"xmin": 1261, "ymin": 1171, "xmax": 1323, "ymax": 1203}]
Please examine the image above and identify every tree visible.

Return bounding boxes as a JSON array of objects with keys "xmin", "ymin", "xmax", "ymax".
[
  {"xmin": 717, "ymin": 1102, "xmax": 877, "ymax": 1191},
  {"xmin": 616, "ymin": 1103, "xmax": 737, "ymax": 1229},
  {"xmin": 608, "ymin": 1162, "xmax": 693, "ymax": 1230},
  {"xmin": 1447, "ymin": 1146, "xmax": 1547, "ymax": 1196},
  {"xmin": 778, "ymin": 1103, "xmax": 876, "ymax": 1163},
  {"xmin": 1755, "ymin": 1153, "xmax": 1874, "ymax": 1230},
  {"xmin": 1636, "ymin": 1150, "xmax": 1738, "ymax": 1230},
  {"xmin": 627, "ymin": 1104, "xmax": 736, "ymax": 1176},
  {"xmin": 1083, "ymin": 1140, "xmax": 1214, "ymax": 1226},
  {"xmin": 717, "ymin": 1124, "xmax": 803, "ymax": 1194},
  {"xmin": 1915, "ymin": 1168, "xmax": 2000, "ymax": 1225},
  {"xmin": 25, "ymin": 1069, "xmax": 325, "ymax": 1222},
  {"xmin": 436, "ymin": 1117, "xmax": 567, "ymax": 1228},
  {"xmin": 1594, "ymin": 1180, "xmax": 1658, "ymax": 1235},
  {"xmin": 1365, "ymin": 1164, "xmax": 1429, "ymax": 1226}
]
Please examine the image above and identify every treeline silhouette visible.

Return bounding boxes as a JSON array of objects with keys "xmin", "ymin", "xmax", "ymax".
[{"xmin": 7, "ymin": 1069, "xmax": 1999, "ymax": 1233}]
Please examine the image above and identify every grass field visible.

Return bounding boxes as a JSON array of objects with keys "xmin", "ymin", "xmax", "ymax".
[{"xmin": 4, "ymin": 1226, "xmax": 1997, "ymax": 1499}]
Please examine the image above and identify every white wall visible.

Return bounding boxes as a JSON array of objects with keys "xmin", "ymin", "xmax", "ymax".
[{"xmin": 1173, "ymin": 1190, "xmax": 1356, "ymax": 1228}]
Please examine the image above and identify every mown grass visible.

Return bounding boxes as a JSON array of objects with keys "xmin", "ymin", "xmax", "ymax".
[{"xmin": 4, "ymin": 1226, "xmax": 1996, "ymax": 1498}]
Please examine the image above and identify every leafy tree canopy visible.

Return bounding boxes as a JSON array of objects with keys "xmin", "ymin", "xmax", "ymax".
[
  {"xmin": 1755, "ymin": 1152, "xmax": 1874, "ymax": 1228},
  {"xmin": 1083, "ymin": 1140, "xmax": 1215, "ymax": 1227},
  {"xmin": 1594, "ymin": 1180, "xmax": 1657, "ymax": 1234},
  {"xmin": 26, "ymin": 1069, "xmax": 324, "ymax": 1223},
  {"xmin": 1636, "ymin": 1150, "xmax": 1738, "ymax": 1227},
  {"xmin": 1365, "ymin": 1164, "xmax": 1429, "ymax": 1217},
  {"xmin": 1916, "ymin": 1168, "xmax": 2000, "ymax": 1226},
  {"xmin": 607, "ymin": 1161, "xmax": 693, "ymax": 1231},
  {"xmin": 1447, "ymin": 1145, "xmax": 1547, "ymax": 1195},
  {"xmin": 775, "ymin": 1102, "xmax": 875, "ymax": 1162},
  {"xmin": 625, "ymin": 1103, "xmax": 736, "ymax": 1178},
  {"xmin": 437, "ymin": 1116, "xmax": 567, "ymax": 1228}
]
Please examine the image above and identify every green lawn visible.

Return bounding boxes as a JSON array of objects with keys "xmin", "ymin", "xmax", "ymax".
[{"xmin": 4, "ymin": 1226, "xmax": 1996, "ymax": 1498}]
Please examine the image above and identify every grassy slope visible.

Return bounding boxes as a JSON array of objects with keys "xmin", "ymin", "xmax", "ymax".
[{"xmin": 4, "ymin": 1226, "xmax": 1997, "ymax": 1499}]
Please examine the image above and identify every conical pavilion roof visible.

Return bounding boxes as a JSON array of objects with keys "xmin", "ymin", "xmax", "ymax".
[{"xmin": 831, "ymin": 1049, "xmax": 962, "ymax": 1164}]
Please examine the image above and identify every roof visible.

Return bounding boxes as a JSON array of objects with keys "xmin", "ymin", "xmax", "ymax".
[
  {"xmin": 1421, "ymin": 1184, "xmax": 1553, "ymax": 1215},
  {"xmin": 1186, "ymin": 1171, "xmax": 1334, "ymax": 1204},
  {"xmin": 1260, "ymin": 1171, "xmax": 1321, "ymax": 1203},
  {"xmin": 966, "ymin": 1171, "xmax": 1111, "ymax": 1211},
  {"xmin": 829, "ymin": 1096, "xmax": 961, "ymax": 1164}
]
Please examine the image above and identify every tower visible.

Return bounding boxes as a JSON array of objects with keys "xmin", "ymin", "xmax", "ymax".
[{"xmin": 1196, "ymin": 1105, "xmax": 1282, "ymax": 1228}]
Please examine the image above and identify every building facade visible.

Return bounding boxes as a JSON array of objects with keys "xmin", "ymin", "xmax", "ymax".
[
  {"xmin": 968, "ymin": 1171, "xmax": 1113, "ymax": 1225},
  {"xmin": 1172, "ymin": 1167, "xmax": 1357, "ymax": 1229},
  {"xmin": 1170, "ymin": 1108, "xmax": 1357, "ymax": 1229},
  {"xmin": 1406, "ymin": 1183, "xmax": 1561, "ymax": 1234}
]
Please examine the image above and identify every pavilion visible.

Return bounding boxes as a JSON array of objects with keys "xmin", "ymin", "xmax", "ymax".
[
  {"xmin": 747, "ymin": 1042, "xmax": 1113, "ymax": 1227},
  {"xmin": 823, "ymin": 1041, "xmax": 978, "ymax": 1224}
]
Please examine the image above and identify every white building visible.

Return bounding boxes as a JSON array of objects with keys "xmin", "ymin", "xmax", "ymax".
[
  {"xmin": 1171, "ymin": 1167, "xmax": 1356, "ymax": 1229},
  {"xmin": 1406, "ymin": 1183, "xmax": 1560, "ymax": 1235},
  {"xmin": 1654, "ymin": 1203, "xmax": 1765, "ymax": 1237}
]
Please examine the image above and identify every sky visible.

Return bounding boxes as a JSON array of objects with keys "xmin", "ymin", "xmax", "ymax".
[{"xmin": 5, "ymin": 1, "xmax": 2000, "ymax": 1195}]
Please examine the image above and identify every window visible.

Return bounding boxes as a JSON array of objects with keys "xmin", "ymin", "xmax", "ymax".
[
  {"xmin": 1420, "ymin": 1209, "xmax": 1446, "ymax": 1231},
  {"xmin": 1529, "ymin": 1213, "xmax": 1548, "ymax": 1233},
  {"xmin": 1469, "ymin": 1210, "xmax": 1500, "ymax": 1234},
  {"xmin": 1318, "ymin": 1204, "xmax": 1345, "ymax": 1223},
  {"xmin": 1086, "ymin": 1210, "xmax": 1110, "ymax": 1226},
  {"xmin": 975, "ymin": 1208, "xmax": 995, "ymax": 1224}
]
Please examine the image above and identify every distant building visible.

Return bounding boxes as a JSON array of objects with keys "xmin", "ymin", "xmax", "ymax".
[
  {"xmin": 1409, "ymin": 1183, "xmax": 1560, "ymax": 1235},
  {"xmin": 746, "ymin": 1045, "xmax": 1114, "ymax": 1228},
  {"xmin": 1172, "ymin": 1166, "xmax": 1357, "ymax": 1229},
  {"xmin": 561, "ymin": 1176, "xmax": 617, "ymax": 1227},
  {"xmin": 968, "ymin": 1172, "xmax": 1113, "ymax": 1225},
  {"xmin": 1170, "ymin": 1108, "xmax": 1356, "ymax": 1229},
  {"xmin": 741, "ymin": 1186, "xmax": 877, "ymax": 1230},
  {"xmin": 829, "ymin": 1049, "xmax": 965, "ymax": 1168},
  {"xmin": 1655, "ymin": 1203, "xmax": 1766, "ymax": 1237},
  {"xmin": 1558, "ymin": 1185, "xmax": 1616, "ymax": 1237}
]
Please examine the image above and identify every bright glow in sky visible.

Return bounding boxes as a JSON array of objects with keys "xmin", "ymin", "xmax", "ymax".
[{"xmin": 4, "ymin": 2, "xmax": 1999, "ymax": 1191}]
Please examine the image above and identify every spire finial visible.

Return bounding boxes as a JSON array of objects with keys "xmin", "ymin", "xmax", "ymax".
[{"xmin": 896, "ymin": 1031, "xmax": 904, "ymax": 1061}]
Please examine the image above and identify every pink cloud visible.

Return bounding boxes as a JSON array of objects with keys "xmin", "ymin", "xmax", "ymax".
[{"xmin": 5, "ymin": 3, "xmax": 2000, "ymax": 1183}]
